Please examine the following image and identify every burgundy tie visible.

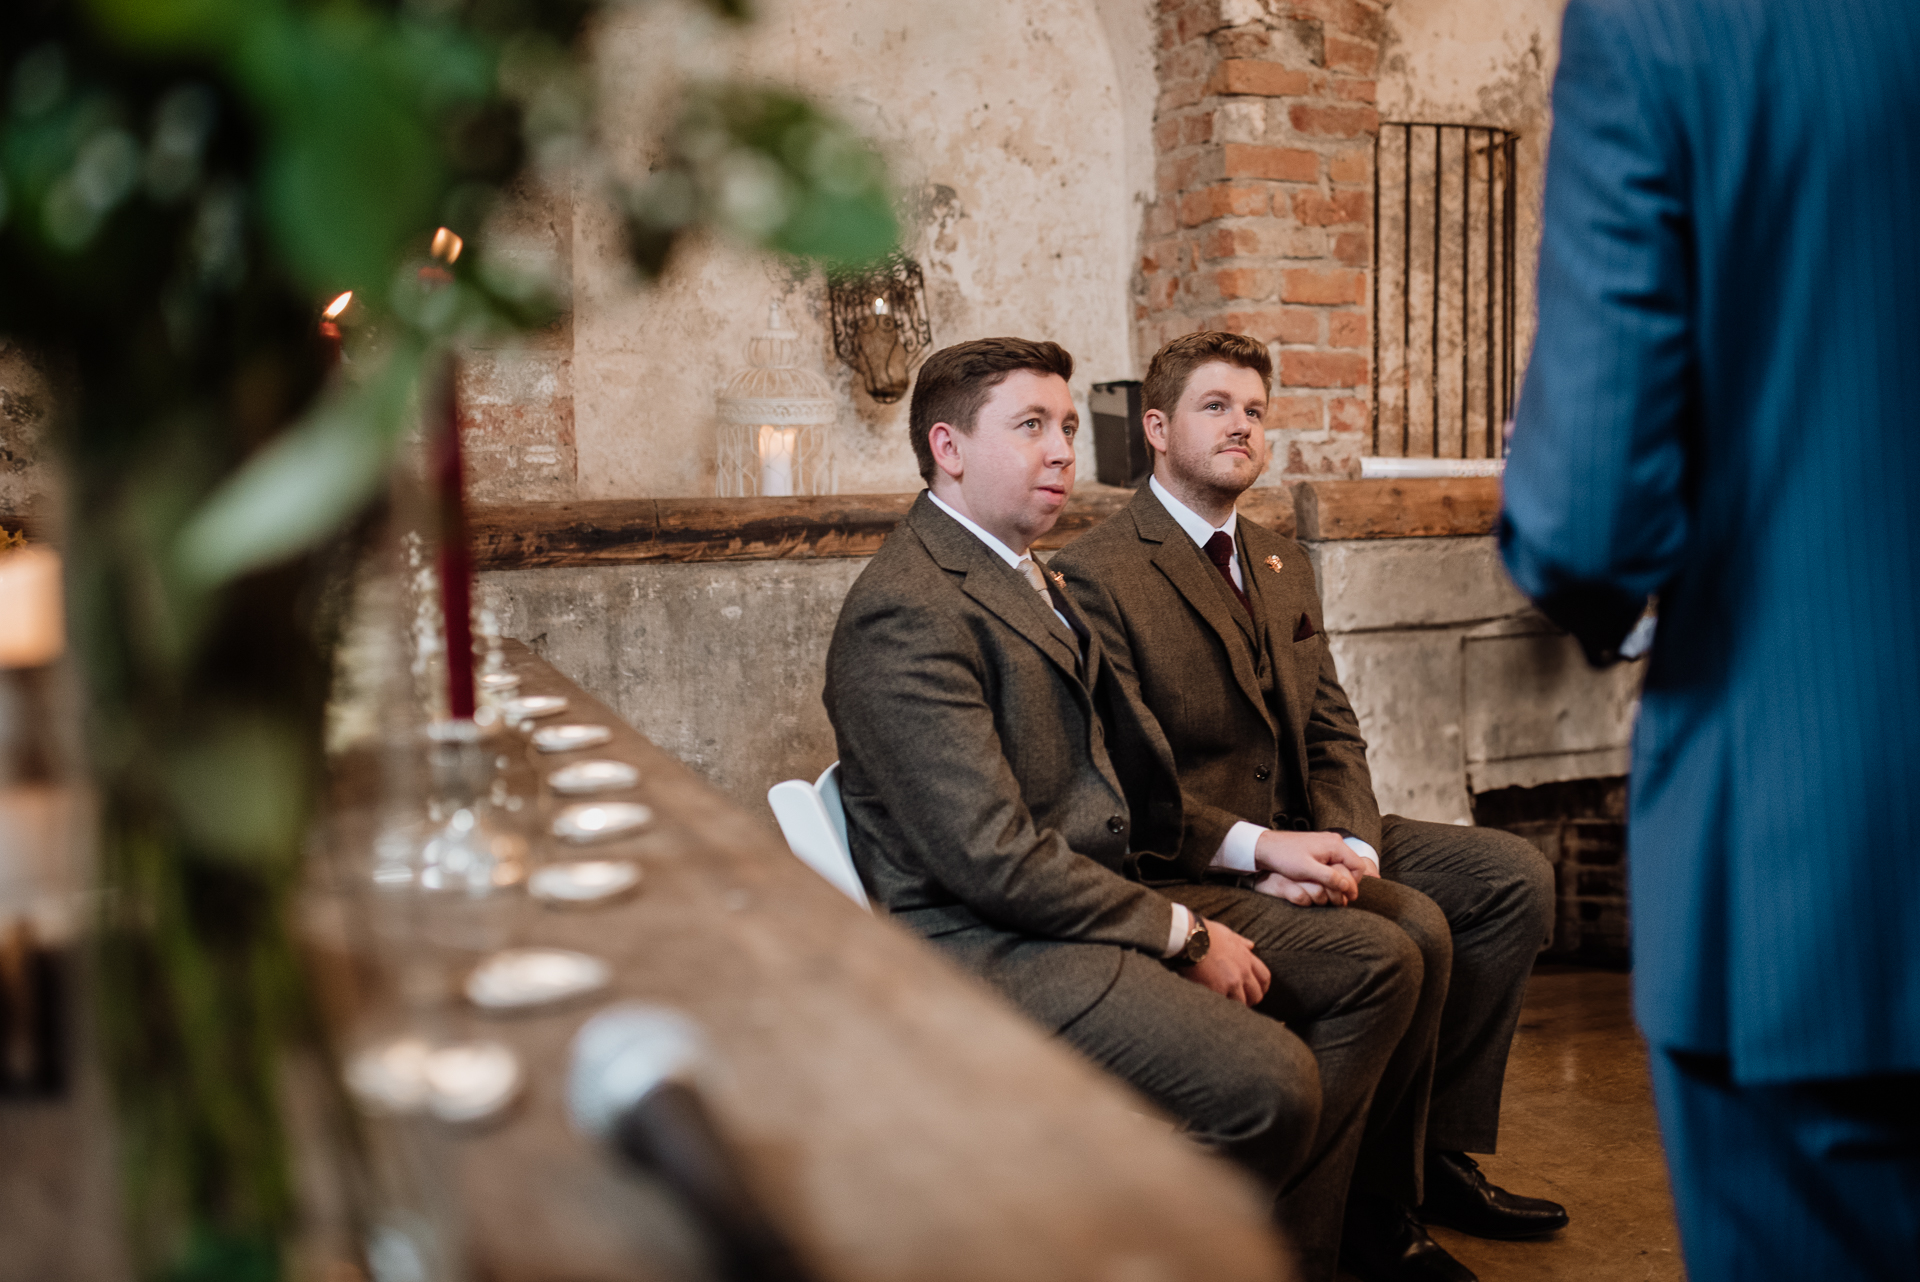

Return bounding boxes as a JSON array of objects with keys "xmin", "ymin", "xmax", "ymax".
[{"xmin": 1204, "ymin": 531, "xmax": 1253, "ymax": 617}]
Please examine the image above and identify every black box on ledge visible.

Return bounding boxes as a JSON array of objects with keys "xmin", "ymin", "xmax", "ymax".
[{"xmin": 1089, "ymin": 380, "xmax": 1149, "ymax": 488}]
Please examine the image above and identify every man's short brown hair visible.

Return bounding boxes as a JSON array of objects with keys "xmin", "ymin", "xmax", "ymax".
[
  {"xmin": 908, "ymin": 337, "xmax": 1075, "ymax": 484},
  {"xmin": 1141, "ymin": 331, "xmax": 1273, "ymax": 419}
]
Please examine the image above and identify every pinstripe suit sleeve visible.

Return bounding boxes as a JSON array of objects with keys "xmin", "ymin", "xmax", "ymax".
[{"xmin": 1501, "ymin": 0, "xmax": 1697, "ymax": 660}]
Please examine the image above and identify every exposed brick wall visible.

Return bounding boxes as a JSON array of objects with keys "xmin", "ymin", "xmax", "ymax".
[
  {"xmin": 1140, "ymin": 0, "xmax": 1383, "ymax": 481},
  {"xmin": 1474, "ymin": 777, "xmax": 1631, "ymax": 969}
]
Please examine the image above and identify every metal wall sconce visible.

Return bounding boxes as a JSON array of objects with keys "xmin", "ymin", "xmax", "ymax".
[
  {"xmin": 827, "ymin": 253, "xmax": 933, "ymax": 404},
  {"xmin": 715, "ymin": 304, "xmax": 838, "ymax": 497}
]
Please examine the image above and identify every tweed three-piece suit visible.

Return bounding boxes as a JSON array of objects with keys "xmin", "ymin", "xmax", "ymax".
[
  {"xmin": 1051, "ymin": 486, "xmax": 1554, "ymax": 1171},
  {"xmin": 824, "ymin": 494, "xmax": 1430, "ymax": 1279}
]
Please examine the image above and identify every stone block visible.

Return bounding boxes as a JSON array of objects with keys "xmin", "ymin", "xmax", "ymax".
[
  {"xmin": 1325, "ymin": 629, "xmax": 1473, "ymax": 824},
  {"xmin": 1306, "ymin": 536, "xmax": 1530, "ymax": 632},
  {"xmin": 479, "ymin": 559, "xmax": 868, "ymax": 814},
  {"xmin": 1462, "ymin": 618, "xmax": 1644, "ymax": 786}
]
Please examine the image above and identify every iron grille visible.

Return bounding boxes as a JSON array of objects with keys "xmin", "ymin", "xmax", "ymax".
[{"xmin": 1372, "ymin": 123, "xmax": 1519, "ymax": 460}]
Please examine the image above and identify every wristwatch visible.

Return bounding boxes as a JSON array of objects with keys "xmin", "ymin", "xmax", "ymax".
[{"xmin": 1170, "ymin": 914, "xmax": 1211, "ymax": 968}]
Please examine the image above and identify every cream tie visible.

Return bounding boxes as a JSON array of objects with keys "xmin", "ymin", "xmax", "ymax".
[{"xmin": 1017, "ymin": 556, "xmax": 1051, "ymax": 598}]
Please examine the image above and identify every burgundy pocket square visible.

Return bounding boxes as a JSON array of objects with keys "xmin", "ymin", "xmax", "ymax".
[{"xmin": 1294, "ymin": 614, "xmax": 1318, "ymax": 642}]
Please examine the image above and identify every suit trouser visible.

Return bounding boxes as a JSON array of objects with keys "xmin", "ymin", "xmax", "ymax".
[
  {"xmin": 1379, "ymin": 815, "xmax": 1555, "ymax": 1156},
  {"xmin": 1649, "ymin": 1049, "xmax": 1920, "ymax": 1282},
  {"xmin": 1057, "ymin": 877, "xmax": 1434, "ymax": 1282}
]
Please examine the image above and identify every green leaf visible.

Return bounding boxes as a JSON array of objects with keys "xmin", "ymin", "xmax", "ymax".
[
  {"xmin": 164, "ymin": 711, "xmax": 310, "ymax": 869},
  {"xmin": 82, "ymin": 0, "xmax": 248, "ymax": 56},
  {"xmin": 235, "ymin": 13, "xmax": 455, "ymax": 293},
  {"xmin": 175, "ymin": 344, "xmax": 422, "ymax": 585}
]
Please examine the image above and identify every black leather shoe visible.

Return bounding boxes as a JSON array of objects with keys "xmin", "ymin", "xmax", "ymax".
[
  {"xmin": 1419, "ymin": 1150, "xmax": 1569, "ymax": 1240},
  {"xmin": 1340, "ymin": 1194, "xmax": 1477, "ymax": 1282}
]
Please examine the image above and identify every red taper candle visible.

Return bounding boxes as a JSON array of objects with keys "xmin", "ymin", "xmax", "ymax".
[{"xmin": 431, "ymin": 355, "xmax": 476, "ymax": 719}]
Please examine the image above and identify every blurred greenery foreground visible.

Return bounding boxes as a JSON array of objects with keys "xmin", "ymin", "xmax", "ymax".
[{"xmin": 0, "ymin": 0, "xmax": 897, "ymax": 1277}]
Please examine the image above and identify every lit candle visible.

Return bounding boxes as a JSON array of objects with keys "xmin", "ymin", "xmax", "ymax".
[
  {"xmin": 758, "ymin": 425, "xmax": 800, "ymax": 497},
  {"xmin": 319, "ymin": 290, "xmax": 352, "ymax": 364},
  {"xmin": 0, "ymin": 546, "xmax": 62, "ymax": 669}
]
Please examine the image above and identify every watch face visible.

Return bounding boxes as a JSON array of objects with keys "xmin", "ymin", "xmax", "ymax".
[{"xmin": 1186, "ymin": 921, "xmax": 1211, "ymax": 964}]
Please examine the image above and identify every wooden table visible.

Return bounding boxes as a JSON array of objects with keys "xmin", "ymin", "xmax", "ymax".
[{"xmin": 307, "ymin": 642, "xmax": 1291, "ymax": 1282}]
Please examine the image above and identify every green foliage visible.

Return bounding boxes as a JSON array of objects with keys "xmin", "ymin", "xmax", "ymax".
[{"xmin": 0, "ymin": 1, "xmax": 899, "ymax": 1278}]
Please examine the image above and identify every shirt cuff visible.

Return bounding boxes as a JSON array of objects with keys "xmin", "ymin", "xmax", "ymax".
[
  {"xmin": 1341, "ymin": 835, "xmax": 1380, "ymax": 876},
  {"xmin": 1164, "ymin": 902, "xmax": 1193, "ymax": 958},
  {"xmin": 1212, "ymin": 821, "xmax": 1265, "ymax": 873}
]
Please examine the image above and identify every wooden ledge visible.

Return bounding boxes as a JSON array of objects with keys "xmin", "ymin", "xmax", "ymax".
[
  {"xmin": 1292, "ymin": 476, "xmax": 1502, "ymax": 541},
  {"xmin": 471, "ymin": 487, "xmax": 1298, "ymax": 571}
]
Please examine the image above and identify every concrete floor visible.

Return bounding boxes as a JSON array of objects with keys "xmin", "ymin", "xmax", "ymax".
[{"xmin": 1349, "ymin": 965, "xmax": 1687, "ymax": 1282}]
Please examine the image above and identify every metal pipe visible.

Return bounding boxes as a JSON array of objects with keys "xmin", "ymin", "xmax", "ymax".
[
  {"xmin": 1430, "ymin": 125, "xmax": 1441, "ymax": 460},
  {"xmin": 1403, "ymin": 123, "xmax": 1412, "ymax": 457},
  {"xmin": 1372, "ymin": 129, "xmax": 1382, "ymax": 455}
]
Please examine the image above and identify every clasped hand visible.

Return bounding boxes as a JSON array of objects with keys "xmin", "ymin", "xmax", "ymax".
[{"xmin": 1250, "ymin": 829, "xmax": 1375, "ymax": 906}]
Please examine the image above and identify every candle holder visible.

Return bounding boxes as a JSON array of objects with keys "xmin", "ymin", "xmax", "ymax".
[
  {"xmin": 827, "ymin": 252, "xmax": 933, "ymax": 404},
  {"xmin": 715, "ymin": 303, "xmax": 839, "ymax": 497}
]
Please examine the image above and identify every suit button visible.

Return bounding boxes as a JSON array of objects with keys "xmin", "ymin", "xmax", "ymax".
[
  {"xmin": 1107, "ymin": 815, "xmax": 1125, "ymax": 834},
  {"xmin": 1254, "ymin": 766, "xmax": 1271, "ymax": 782}
]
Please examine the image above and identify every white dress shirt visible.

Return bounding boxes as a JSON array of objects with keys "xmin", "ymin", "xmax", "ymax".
[
  {"xmin": 925, "ymin": 490, "xmax": 1072, "ymax": 632},
  {"xmin": 1148, "ymin": 476, "xmax": 1381, "ymax": 880}
]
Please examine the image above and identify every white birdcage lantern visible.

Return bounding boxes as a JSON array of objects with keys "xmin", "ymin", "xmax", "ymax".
[{"xmin": 715, "ymin": 303, "xmax": 838, "ymax": 497}]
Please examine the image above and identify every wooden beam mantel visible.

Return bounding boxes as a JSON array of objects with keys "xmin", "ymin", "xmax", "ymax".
[
  {"xmin": 470, "ymin": 486, "xmax": 1301, "ymax": 571},
  {"xmin": 1292, "ymin": 476, "xmax": 1502, "ymax": 541}
]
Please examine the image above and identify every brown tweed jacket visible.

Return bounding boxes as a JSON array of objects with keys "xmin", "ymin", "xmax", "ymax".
[
  {"xmin": 1050, "ymin": 484, "xmax": 1383, "ymax": 867},
  {"xmin": 823, "ymin": 493, "xmax": 1188, "ymax": 1031}
]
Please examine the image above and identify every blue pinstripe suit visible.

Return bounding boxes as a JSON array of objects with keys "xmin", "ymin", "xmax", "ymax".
[{"xmin": 1500, "ymin": 0, "xmax": 1920, "ymax": 1275}]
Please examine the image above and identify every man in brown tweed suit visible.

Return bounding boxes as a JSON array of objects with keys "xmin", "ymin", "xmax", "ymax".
[
  {"xmin": 824, "ymin": 337, "xmax": 1445, "ymax": 1282},
  {"xmin": 1052, "ymin": 331, "xmax": 1568, "ymax": 1282}
]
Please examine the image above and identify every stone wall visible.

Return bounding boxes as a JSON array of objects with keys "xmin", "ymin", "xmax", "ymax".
[
  {"xmin": 477, "ymin": 558, "xmax": 865, "ymax": 808},
  {"xmin": 479, "ymin": 513, "xmax": 1641, "ymax": 840}
]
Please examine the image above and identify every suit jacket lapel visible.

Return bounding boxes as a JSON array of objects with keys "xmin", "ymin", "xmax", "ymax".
[
  {"xmin": 1129, "ymin": 488, "xmax": 1276, "ymax": 734},
  {"xmin": 908, "ymin": 495, "xmax": 1086, "ymax": 684}
]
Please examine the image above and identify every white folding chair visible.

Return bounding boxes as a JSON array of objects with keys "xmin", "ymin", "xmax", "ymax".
[{"xmin": 767, "ymin": 762, "xmax": 870, "ymax": 911}]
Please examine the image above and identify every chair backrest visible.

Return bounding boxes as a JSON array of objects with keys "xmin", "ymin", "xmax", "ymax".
[{"xmin": 767, "ymin": 761, "xmax": 869, "ymax": 911}]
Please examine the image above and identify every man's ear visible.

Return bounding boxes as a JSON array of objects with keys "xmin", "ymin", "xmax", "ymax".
[
  {"xmin": 928, "ymin": 422, "xmax": 966, "ymax": 482},
  {"xmin": 1141, "ymin": 407, "xmax": 1170, "ymax": 457}
]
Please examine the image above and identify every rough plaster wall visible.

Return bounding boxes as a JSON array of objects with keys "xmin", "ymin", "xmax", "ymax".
[
  {"xmin": 1377, "ymin": 0, "xmax": 1563, "ymax": 384},
  {"xmin": 478, "ymin": 558, "xmax": 868, "ymax": 815},
  {"xmin": 573, "ymin": 0, "xmax": 1154, "ymax": 500}
]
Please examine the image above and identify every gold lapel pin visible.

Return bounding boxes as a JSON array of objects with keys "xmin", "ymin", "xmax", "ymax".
[
  {"xmin": 1049, "ymin": 570, "xmax": 1066, "ymax": 587},
  {"xmin": 1265, "ymin": 555, "xmax": 1283, "ymax": 573}
]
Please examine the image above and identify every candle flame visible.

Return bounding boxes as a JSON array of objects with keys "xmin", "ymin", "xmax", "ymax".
[
  {"xmin": 322, "ymin": 291, "xmax": 353, "ymax": 320},
  {"xmin": 431, "ymin": 226, "xmax": 465, "ymax": 265},
  {"xmin": 873, "ymin": 296, "xmax": 889, "ymax": 316}
]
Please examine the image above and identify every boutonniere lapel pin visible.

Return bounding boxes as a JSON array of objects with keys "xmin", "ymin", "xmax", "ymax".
[
  {"xmin": 1265, "ymin": 555, "xmax": 1283, "ymax": 573},
  {"xmin": 1049, "ymin": 570, "xmax": 1066, "ymax": 588}
]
